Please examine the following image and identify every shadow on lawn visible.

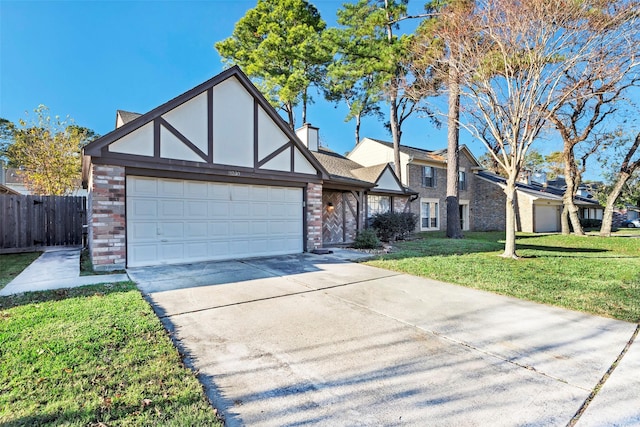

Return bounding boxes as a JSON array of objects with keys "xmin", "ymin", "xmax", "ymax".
[{"xmin": 0, "ymin": 281, "xmax": 136, "ymax": 310}]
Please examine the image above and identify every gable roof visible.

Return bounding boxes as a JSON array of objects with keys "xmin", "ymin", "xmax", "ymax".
[
  {"xmin": 115, "ymin": 110, "xmax": 142, "ymax": 127},
  {"xmin": 313, "ymin": 148, "xmax": 375, "ymax": 187},
  {"xmin": 477, "ymin": 171, "xmax": 601, "ymax": 206},
  {"xmin": 313, "ymin": 147, "xmax": 414, "ymax": 194},
  {"xmin": 82, "ymin": 67, "xmax": 331, "ymax": 188},
  {"xmin": 83, "ymin": 66, "xmax": 327, "ymax": 180},
  {"xmin": 355, "ymin": 137, "xmax": 483, "ymax": 168}
]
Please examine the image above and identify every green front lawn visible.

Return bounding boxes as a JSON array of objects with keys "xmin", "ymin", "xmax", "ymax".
[
  {"xmin": 0, "ymin": 283, "xmax": 222, "ymax": 426},
  {"xmin": 0, "ymin": 252, "xmax": 41, "ymax": 291},
  {"xmin": 366, "ymin": 232, "xmax": 640, "ymax": 323}
]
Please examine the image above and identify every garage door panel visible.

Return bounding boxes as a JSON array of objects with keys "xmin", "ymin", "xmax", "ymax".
[
  {"xmin": 130, "ymin": 222, "xmax": 157, "ymax": 240},
  {"xmin": 161, "ymin": 222, "xmax": 184, "ymax": 238},
  {"xmin": 208, "ymin": 222, "xmax": 229, "ymax": 237},
  {"xmin": 129, "ymin": 176, "xmax": 158, "ymax": 196},
  {"xmin": 160, "ymin": 180, "xmax": 184, "ymax": 197},
  {"xmin": 185, "ymin": 181, "xmax": 208, "ymax": 198},
  {"xmin": 130, "ymin": 199, "xmax": 157, "ymax": 217},
  {"xmin": 209, "ymin": 201, "xmax": 229, "ymax": 217},
  {"xmin": 127, "ymin": 176, "xmax": 303, "ymax": 267},
  {"xmin": 209, "ymin": 241, "xmax": 230, "ymax": 257},
  {"xmin": 535, "ymin": 205, "xmax": 559, "ymax": 233},
  {"xmin": 186, "ymin": 201, "xmax": 207, "ymax": 217},
  {"xmin": 186, "ymin": 222, "xmax": 208, "ymax": 237},
  {"xmin": 186, "ymin": 242, "xmax": 208, "ymax": 259}
]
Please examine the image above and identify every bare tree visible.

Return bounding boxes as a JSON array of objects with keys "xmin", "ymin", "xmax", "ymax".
[
  {"xmin": 440, "ymin": 0, "xmax": 638, "ymax": 258},
  {"xmin": 600, "ymin": 131, "xmax": 640, "ymax": 236},
  {"xmin": 411, "ymin": 0, "xmax": 474, "ymax": 239},
  {"xmin": 548, "ymin": 8, "xmax": 640, "ymax": 235}
]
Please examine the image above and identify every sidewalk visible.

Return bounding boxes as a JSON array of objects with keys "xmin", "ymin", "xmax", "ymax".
[{"xmin": 0, "ymin": 247, "xmax": 130, "ymax": 296}]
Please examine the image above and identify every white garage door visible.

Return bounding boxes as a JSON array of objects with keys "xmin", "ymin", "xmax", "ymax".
[
  {"xmin": 534, "ymin": 204, "xmax": 559, "ymax": 233},
  {"xmin": 126, "ymin": 176, "xmax": 303, "ymax": 267}
]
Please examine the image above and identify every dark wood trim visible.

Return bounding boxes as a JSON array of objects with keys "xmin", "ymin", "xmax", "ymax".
[
  {"xmin": 345, "ymin": 192, "xmax": 357, "ymax": 219},
  {"xmin": 257, "ymin": 142, "xmax": 291, "ymax": 168},
  {"xmin": 291, "ymin": 144, "xmax": 296, "ymax": 172},
  {"xmin": 207, "ymin": 88, "xmax": 213, "ymax": 163},
  {"xmin": 90, "ymin": 154, "xmax": 322, "ymax": 183},
  {"xmin": 158, "ymin": 117, "xmax": 208, "ymax": 162},
  {"xmin": 125, "ymin": 167, "xmax": 309, "ymax": 188},
  {"xmin": 83, "ymin": 66, "xmax": 329, "ymax": 179},
  {"xmin": 253, "ymin": 100, "xmax": 259, "ymax": 170},
  {"xmin": 153, "ymin": 119, "xmax": 161, "ymax": 158},
  {"xmin": 302, "ymin": 184, "xmax": 308, "ymax": 252},
  {"xmin": 342, "ymin": 192, "xmax": 347, "ymax": 242}
]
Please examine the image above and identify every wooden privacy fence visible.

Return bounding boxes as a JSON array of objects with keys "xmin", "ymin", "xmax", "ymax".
[{"xmin": 0, "ymin": 195, "xmax": 86, "ymax": 253}]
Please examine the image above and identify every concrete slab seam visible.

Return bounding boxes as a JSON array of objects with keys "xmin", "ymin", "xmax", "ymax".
[
  {"xmin": 152, "ymin": 272, "xmax": 404, "ymax": 320},
  {"xmin": 324, "ymin": 290, "xmax": 593, "ymax": 393},
  {"xmin": 566, "ymin": 323, "xmax": 640, "ymax": 427}
]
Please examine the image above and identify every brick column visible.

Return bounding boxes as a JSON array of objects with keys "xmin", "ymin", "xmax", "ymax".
[
  {"xmin": 306, "ymin": 183, "xmax": 323, "ymax": 251},
  {"xmin": 88, "ymin": 164, "xmax": 126, "ymax": 270}
]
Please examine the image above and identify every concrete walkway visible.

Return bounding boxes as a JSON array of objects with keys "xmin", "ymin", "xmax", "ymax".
[
  {"xmin": 130, "ymin": 252, "xmax": 640, "ymax": 426},
  {"xmin": 0, "ymin": 247, "xmax": 130, "ymax": 296}
]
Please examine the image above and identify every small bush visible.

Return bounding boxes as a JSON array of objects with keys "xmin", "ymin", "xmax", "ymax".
[
  {"xmin": 371, "ymin": 212, "xmax": 418, "ymax": 242},
  {"xmin": 353, "ymin": 229, "xmax": 381, "ymax": 249}
]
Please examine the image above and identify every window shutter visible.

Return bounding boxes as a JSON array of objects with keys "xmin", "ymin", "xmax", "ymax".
[{"xmin": 433, "ymin": 168, "xmax": 437, "ymax": 187}]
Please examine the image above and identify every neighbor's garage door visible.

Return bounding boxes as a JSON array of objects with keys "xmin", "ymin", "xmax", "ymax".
[
  {"xmin": 126, "ymin": 176, "xmax": 303, "ymax": 267},
  {"xmin": 534, "ymin": 204, "xmax": 559, "ymax": 233}
]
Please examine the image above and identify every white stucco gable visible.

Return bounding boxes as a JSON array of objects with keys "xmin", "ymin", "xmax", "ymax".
[{"xmin": 83, "ymin": 67, "xmax": 327, "ymax": 181}]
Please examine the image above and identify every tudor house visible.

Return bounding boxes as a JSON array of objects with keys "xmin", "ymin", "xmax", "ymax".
[{"xmin": 82, "ymin": 67, "xmax": 414, "ymax": 270}]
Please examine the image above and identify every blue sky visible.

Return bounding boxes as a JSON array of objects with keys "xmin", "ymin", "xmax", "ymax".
[{"xmin": 0, "ymin": 0, "xmax": 474, "ymax": 159}]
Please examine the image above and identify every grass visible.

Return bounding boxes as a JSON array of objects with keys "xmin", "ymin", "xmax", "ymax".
[
  {"xmin": 366, "ymin": 232, "xmax": 640, "ymax": 323},
  {"xmin": 0, "ymin": 252, "xmax": 42, "ymax": 291},
  {"xmin": 0, "ymin": 282, "xmax": 222, "ymax": 426}
]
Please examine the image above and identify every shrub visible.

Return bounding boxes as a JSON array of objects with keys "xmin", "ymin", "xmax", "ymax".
[
  {"xmin": 352, "ymin": 229, "xmax": 381, "ymax": 249},
  {"xmin": 580, "ymin": 218, "xmax": 602, "ymax": 229},
  {"xmin": 371, "ymin": 211, "xmax": 418, "ymax": 242}
]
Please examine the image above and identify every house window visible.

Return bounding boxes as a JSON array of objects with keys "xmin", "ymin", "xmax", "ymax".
[
  {"xmin": 368, "ymin": 195, "xmax": 391, "ymax": 217},
  {"xmin": 459, "ymin": 171, "xmax": 467, "ymax": 191},
  {"xmin": 420, "ymin": 199, "xmax": 439, "ymax": 230},
  {"xmin": 422, "ymin": 166, "xmax": 437, "ymax": 187}
]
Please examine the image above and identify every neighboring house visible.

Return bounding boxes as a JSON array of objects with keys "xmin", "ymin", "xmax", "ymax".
[
  {"xmin": 1, "ymin": 165, "xmax": 88, "ymax": 196},
  {"xmin": 0, "ymin": 183, "xmax": 21, "ymax": 195},
  {"xmin": 82, "ymin": 66, "xmax": 413, "ymax": 270},
  {"xmin": 477, "ymin": 171, "xmax": 604, "ymax": 232},
  {"xmin": 348, "ymin": 138, "xmax": 604, "ymax": 233},
  {"xmin": 1, "ymin": 166, "xmax": 30, "ymax": 195},
  {"xmin": 348, "ymin": 138, "xmax": 498, "ymax": 232}
]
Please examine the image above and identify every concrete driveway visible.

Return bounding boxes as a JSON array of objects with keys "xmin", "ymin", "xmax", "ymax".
[{"xmin": 128, "ymin": 251, "xmax": 639, "ymax": 426}]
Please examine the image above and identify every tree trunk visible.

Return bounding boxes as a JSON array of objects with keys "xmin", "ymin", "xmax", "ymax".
[
  {"xmin": 302, "ymin": 87, "xmax": 308, "ymax": 125},
  {"xmin": 355, "ymin": 113, "xmax": 361, "ymax": 148},
  {"xmin": 501, "ymin": 177, "xmax": 518, "ymax": 258},
  {"xmin": 446, "ymin": 64, "xmax": 462, "ymax": 239},
  {"xmin": 600, "ymin": 171, "xmax": 631, "ymax": 236},
  {"xmin": 562, "ymin": 148, "xmax": 584, "ymax": 235},
  {"xmin": 390, "ymin": 95, "xmax": 402, "ymax": 182},
  {"xmin": 286, "ymin": 103, "xmax": 295, "ymax": 131}
]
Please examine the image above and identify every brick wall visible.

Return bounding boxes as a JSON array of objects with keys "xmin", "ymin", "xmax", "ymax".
[
  {"xmin": 322, "ymin": 190, "xmax": 359, "ymax": 245},
  {"xmin": 306, "ymin": 183, "xmax": 323, "ymax": 250},
  {"xmin": 407, "ymin": 163, "xmax": 447, "ymax": 230},
  {"xmin": 89, "ymin": 164, "xmax": 126, "ymax": 270},
  {"xmin": 393, "ymin": 196, "xmax": 412, "ymax": 213},
  {"xmin": 473, "ymin": 176, "xmax": 506, "ymax": 231}
]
